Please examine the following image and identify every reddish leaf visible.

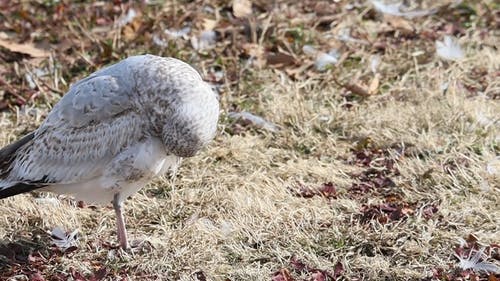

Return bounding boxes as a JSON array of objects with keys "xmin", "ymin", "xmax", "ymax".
[
  {"xmin": 28, "ymin": 252, "xmax": 45, "ymax": 264},
  {"xmin": 318, "ymin": 182, "xmax": 337, "ymax": 198},
  {"xmin": 30, "ymin": 272, "xmax": 46, "ymax": 281},
  {"xmin": 89, "ymin": 267, "xmax": 108, "ymax": 281},
  {"xmin": 422, "ymin": 204, "xmax": 439, "ymax": 219},
  {"xmin": 266, "ymin": 52, "xmax": 296, "ymax": 67},
  {"xmin": 290, "ymin": 183, "xmax": 338, "ymax": 199},
  {"xmin": 371, "ymin": 175, "xmax": 395, "ymax": 188},
  {"xmin": 290, "ymin": 256, "xmax": 307, "ymax": 273},
  {"xmin": 360, "ymin": 203, "xmax": 414, "ymax": 224},
  {"xmin": 311, "ymin": 271, "xmax": 326, "ymax": 281},
  {"xmin": 333, "ymin": 262, "xmax": 344, "ymax": 277},
  {"xmin": 70, "ymin": 267, "xmax": 87, "ymax": 281}
]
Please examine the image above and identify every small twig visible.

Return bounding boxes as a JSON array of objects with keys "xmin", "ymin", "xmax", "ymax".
[
  {"xmin": 258, "ymin": 12, "xmax": 273, "ymax": 47},
  {"xmin": 332, "ymin": 76, "xmax": 371, "ymax": 97},
  {"xmin": 38, "ymin": 79, "xmax": 64, "ymax": 95},
  {"xmin": 0, "ymin": 77, "xmax": 27, "ymax": 103}
]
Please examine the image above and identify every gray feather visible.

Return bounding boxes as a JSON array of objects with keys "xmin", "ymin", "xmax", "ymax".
[{"xmin": 0, "ymin": 54, "xmax": 219, "ymax": 200}]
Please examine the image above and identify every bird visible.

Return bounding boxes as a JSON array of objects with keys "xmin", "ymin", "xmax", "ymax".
[{"xmin": 0, "ymin": 54, "xmax": 219, "ymax": 249}]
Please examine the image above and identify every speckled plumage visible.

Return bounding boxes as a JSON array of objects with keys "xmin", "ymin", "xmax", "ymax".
[{"xmin": 0, "ymin": 54, "xmax": 219, "ymax": 248}]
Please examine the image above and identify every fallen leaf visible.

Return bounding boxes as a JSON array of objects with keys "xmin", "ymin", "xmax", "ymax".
[
  {"xmin": 30, "ymin": 272, "xmax": 46, "ymax": 281},
  {"xmin": 203, "ymin": 18, "xmax": 217, "ymax": 31},
  {"xmin": 90, "ymin": 268, "xmax": 108, "ymax": 281},
  {"xmin": 314, "ymin": 1, "xmax": 336, "ymax": 16},
  {"xmin": 311, "ymin": 271, "xmax": 326, "ymax": 281},
  {"xmin": 290, "ymin": 256, "xmax": 307, "ymax": 272},
  {"xmin": 335, "ymin": 79, "xmax": 371, "ymax": 97},
  {"xmin": 242, "ymin": 43, "xmax": 265, "ymax": 58},
  {"xmin": 266, "ymin": 52, "xmax": 296, "ymax": 67},
  {"xmin": 318, "ymin": 182, "xmax": 337, "ymax": 198},
  {"xmin": 289, "ymin": 183, "xmax": 338, "ymax": 199},
  {"xmin": 334, "ymin": 262, "xmax": 344, "ymax": 277},
  {"xmin": 360, "ymin": 203, "xmax": 413, "ymax": 223},
  {"xmin": 422, "ymin": 204, "xmax": 439, "ymax": 219},
  {"xmin": 0, "ymin": 39, "xmax": 50, "ymax": 58},
  {"xmin": 233, "ymin": 0, "xmax": 252, "ymax": 18},
  {"xmin": 384, "ymin": 15, "xmax": 415, "ymax": 34},
  {"xmin": 122, "ymin": 18, "xmax": 142, "ymax": 41},
  {"xmin": 70, "ymin": 268, "xmax": 87, "ymax": 281}
]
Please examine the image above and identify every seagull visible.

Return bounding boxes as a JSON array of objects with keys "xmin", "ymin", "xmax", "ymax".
[{"xmin": 0, "ymin": 55, "xmax": 219, "ymax": 249}]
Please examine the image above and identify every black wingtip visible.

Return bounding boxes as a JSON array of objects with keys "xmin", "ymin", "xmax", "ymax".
[
  {"xmin": 0, "ymin": 131, "xmax": 35, "ymax": 179},
  {"xmin": 0, "ymin": 182, "xmax": 45, "ymax": 199}
]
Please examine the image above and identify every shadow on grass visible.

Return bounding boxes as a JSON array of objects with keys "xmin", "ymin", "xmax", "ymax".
[{"xmin": 0, "ymin": 232, "xmax": 51, "ymax": 276}]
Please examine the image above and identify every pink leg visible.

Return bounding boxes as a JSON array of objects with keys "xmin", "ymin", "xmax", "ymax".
[{"xmin": 113, "ymin": 193, "xmax": 129, "ymax": 250}]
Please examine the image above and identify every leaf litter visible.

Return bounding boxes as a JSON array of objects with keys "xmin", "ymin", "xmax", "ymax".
[{"xmin": 0, "ymin": 0, "xmax": 498, "ymax": 280}]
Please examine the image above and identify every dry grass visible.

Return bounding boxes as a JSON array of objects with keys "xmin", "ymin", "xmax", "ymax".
[
  {"xmin": 1, "ymin": 53, "xmax": 499, "ymax": 280},
  {"xmin": 0, "ymin": 1, "xmax": 499, "ymax": 280}
]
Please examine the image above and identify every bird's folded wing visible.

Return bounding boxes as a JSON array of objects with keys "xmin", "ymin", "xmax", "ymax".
[{"xmin": 3, "ymin": 75, "xmax": 146, "ymax": 185}]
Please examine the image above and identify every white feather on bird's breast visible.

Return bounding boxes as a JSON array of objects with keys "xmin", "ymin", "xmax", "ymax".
[{"xmin": 45, "ymin": 137, "xmax": 180, "ymax": 204}]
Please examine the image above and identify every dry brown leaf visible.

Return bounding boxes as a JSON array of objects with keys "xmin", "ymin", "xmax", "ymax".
[
  {"xmin": 242, "ymin": 43, "xmax": 265, "ymax": 67},
  {"xmin": 242, "ymin": 43, "xmax": 264, "ymax": 57},
  {"xmin": 334, "ymin": 78, "xmax": 371, "ymax": 97},
  {"xmin": 122, "ymin": 19, "xmax": 142, "ymax": 41},
  {"xmin": 203, "ymin": 18, "xmax": 217, "ymax": 31},
  {"xmin": 384, "ymin": 15, "xmax": 415, "ymax": 34},
  {"xmin": 314, "ymin": 1, "xmax": 336, "ymax": 16},
  {"xmin": 0, "ymin": 39, "xmax": 50, "ymax": 58},
  {"xmin": 345, "ymin": 82, "xmax": 371, "ymax": 97},
  {"xmin": 233, "ymin": 0, "xmax": 252, "ymax": 18},
  {"xmin": 266, "ymin": 52, "xmax": 296, "ymax": 67}
]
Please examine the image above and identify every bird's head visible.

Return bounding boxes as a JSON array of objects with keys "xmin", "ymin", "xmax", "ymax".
[{"xmin": 161, "ymin": 81, "xmax": 219, "ymax": 158}]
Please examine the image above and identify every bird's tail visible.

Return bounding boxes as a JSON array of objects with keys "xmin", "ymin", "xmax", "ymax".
[
  {"xmin": 0, "ymin": 181, "xmax": 45, "ymax": 199},
  {"xmin": 0, "ymin": 131, "xmax": 43, "ymax": 199}
]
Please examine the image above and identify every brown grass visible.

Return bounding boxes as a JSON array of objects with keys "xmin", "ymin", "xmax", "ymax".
[{"xmin": 0, "ymin": 1, "xmax": 499, "ymax": 280}]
